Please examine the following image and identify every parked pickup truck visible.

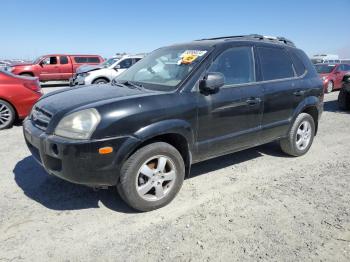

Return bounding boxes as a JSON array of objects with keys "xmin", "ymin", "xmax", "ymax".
[{"xmin": 9, "ymin": 54, "xmax": 104, "ymax": 82}]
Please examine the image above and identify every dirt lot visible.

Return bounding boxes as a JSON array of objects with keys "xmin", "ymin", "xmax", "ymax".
[{"xmin": 0, "ymin": 89, "xmax": 349, "ymax": 261}]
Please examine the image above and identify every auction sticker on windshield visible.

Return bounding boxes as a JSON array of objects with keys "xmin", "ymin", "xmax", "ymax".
[{"xmin": 178, "ymin": 50, "xmax": 207, "ymax": 65}]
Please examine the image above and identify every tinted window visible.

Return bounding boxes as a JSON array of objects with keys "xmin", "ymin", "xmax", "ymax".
[
  {"xmin": 74, "ymin": 57, "xmax": 87, "ymax": 63},
  {"xmin": 119, "ymin": 59, "xmax": 133, "ymax": 69},
  {"xmin": 258, "ymin": 47, "xmax": 295, "ymax": 81},
  {"xmin": 87, "ymin": 57, "xmax": 100, "ymax": 63},
  {"xmin": 289, "ymin": 51, "xmax": 306, "ymax": 76},
  {"xmin": 345, "ymin": 65, "xmax": 350, "ymax": 71},
  {"xmin": 60, "ymin": 56, "xmax": 69, "ymax": 64},
  {"xmin": 208, "ymin": 47, "xmax": 255, "ymax": 86}
]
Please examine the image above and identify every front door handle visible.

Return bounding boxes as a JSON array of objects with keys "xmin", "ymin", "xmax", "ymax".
[
  {"xmin": 246, "ymin": 97, "xmax": 261, "ymax": 105},
  {"xmin": 293, "ymin": 90, "xmax": 306, "ymax": 96}
]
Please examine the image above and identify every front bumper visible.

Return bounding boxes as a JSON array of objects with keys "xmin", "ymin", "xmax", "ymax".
[
  {"xmin": 69, "ymin": 75, "xmax": 85, "ymax": 86},
  {"xmin": 23, "ymin": 119, "xmax": 139, "ymax": 186}
]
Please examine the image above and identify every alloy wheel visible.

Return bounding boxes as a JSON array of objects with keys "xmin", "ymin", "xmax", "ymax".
[
  {"xmin": 295, "ymin": 120, "xmax": 312, "ymax": 151},
  {"xmin": 136, "ymin": 155, "xmax": 176, "ymax": 201},
  {"xmin": 0, "ymin": 102, "xmax": 12, "ymax": 129}
]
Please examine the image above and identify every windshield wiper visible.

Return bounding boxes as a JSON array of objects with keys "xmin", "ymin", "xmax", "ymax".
[{"xmin": 112, "ymin": 80, "xmax": 143, "ymax": 90}]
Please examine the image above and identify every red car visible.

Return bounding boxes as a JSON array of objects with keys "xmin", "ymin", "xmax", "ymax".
[
  {"xmin": 0, "ymin": 70, "xmax": 42, "ymax": 129},
  {"xmin": 9, "ymin": 54, "xmax": 104, "ymax": 82},
  {"xmin": 315, "ymin": 63, "xmax": 350, "ymax": 93}
]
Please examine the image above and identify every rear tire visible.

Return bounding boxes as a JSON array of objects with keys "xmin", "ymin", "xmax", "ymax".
[
  {"xmin": 117, "ymin": 142, "xmax": 185, "ymax": 212},
  {"xmin": 0, "ymin": 99, "xmax": 16, "ymax": 130},
  {"xmin": 93, "ymin": 78, "xmax": 109, "ymax": 85},
  {"xmin": 338, "ymin": 88, "xmax": 350, "ymax": 110},
  {"xmin": 280, "ymin": 113, "xmax": 315, "ymax": 157}
]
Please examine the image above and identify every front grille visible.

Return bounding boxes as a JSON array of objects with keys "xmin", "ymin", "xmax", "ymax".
[{"xmin": 31, "ymin": 106, "xmax": 52, "ymax": 131}]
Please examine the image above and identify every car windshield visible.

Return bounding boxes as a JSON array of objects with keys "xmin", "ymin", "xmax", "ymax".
[
  {"xmin": 114, "ymin": 46, "xmax": 210, "ymax": 91},
  {"xmin": 102, "ymin": 57, "xmax": 119, "ymax": 68},
  {"xmin": 315, "ymin": 64, "xmax": 335, "ymax": 74},
  {"xmin": 32, "ymin": 56, "xmax": 44, "ymax": 64}
]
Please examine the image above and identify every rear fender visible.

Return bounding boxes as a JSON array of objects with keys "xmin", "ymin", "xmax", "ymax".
[{"xmin": 290, "ymin": 96, "xmax": 322, "ymax": 134}]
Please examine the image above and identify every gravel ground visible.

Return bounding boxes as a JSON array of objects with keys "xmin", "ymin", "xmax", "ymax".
[{"xmin": 0, "ymin": 88, "xmax": 349, "ymax": 262}]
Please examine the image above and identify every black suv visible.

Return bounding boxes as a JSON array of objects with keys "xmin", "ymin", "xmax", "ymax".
[
  {"xmin": 338, "ymin": 73, "xmax": 350, "ymax": 110},
  {"xmin": 24, "ymin": 35, "xmax": 323, "ymax": 211}
]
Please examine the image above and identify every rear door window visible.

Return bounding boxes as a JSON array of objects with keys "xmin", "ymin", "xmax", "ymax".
[
  {"xmin": 258, "ymin": 47, "xmax": 295, "ymax": 81},
  {"xmin": 60, "ymin": 56, "xmax": 69, "ymax": 64}
]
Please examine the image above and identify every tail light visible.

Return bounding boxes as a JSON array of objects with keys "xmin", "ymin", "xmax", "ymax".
[{"xmin": 24, "ymin": 79, "xmax": 41, "ymax": 93}]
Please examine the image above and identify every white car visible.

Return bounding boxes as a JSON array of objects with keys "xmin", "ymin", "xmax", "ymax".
[{"xmin": 70, "ymin": 55, "xmax": 144, "ymax": 86}]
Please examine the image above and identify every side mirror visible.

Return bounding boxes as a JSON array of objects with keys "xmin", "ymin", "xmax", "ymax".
[
  {"xmin": 199, "ymin": 72, "xmax": 224, "ymax": 94},
  {"xmin": 39, "ymin": 61, "xmax": 45, "ymax": 67},
  {"xmin": 114, "ymin": 64, "xmax": 121, "ymax": 70}
]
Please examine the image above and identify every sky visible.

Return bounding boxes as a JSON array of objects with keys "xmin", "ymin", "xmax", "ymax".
[{"xmin": 1, "ymin": 0, "xmax": 350, "ymax": 60}]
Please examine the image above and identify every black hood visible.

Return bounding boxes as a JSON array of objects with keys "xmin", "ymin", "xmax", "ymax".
[{"xmin": 36, "ymin": 84, "xmax": 155, "ymax": 115}]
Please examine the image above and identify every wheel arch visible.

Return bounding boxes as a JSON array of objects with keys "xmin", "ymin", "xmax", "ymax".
[
  {"xmin": 291, "ymin": 97, "xmax": 321, "ymax": 135},
  {"xmin": 120, "ymin": 120, "xmax": 195, "ymax": 179},
  {"xmin": 19, "ymin": 72, "xmax": 35, "ymax": 77},
  {"xmin": 92, "ymin": 76, "xmax": 110, "ymax": 84},
  {"xmin": 128, "ymin": 133, "xmax": 192, "ymax": 177}
]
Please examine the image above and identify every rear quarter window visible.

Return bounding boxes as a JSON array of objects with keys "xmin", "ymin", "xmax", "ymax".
[
  {"xmin": 73, "ymin": 57, "xmax": 101, "ymax": 63},
  {"xmin": 87, "ymin": 57, "xmax": 100, "ymax": 63},
  {"xmin": 73, "ymin": 57, "xmax": 88, "ymax": 63},
  {"xmin": 289, "ymin": 50, "xmax": 306, "ymax": 76}
]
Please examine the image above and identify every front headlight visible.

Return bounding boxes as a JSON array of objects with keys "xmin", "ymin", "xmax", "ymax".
[
  {"xmin": 55, "ymin": 108, "xmax": 101, "ymax": 139},
  {"xmin": 322, "ymin": 76, "xmax": 327, "ymax": 81},
  {"xmin": 79, "ymin": 72, "xmax": 89, "ymax": 77}
]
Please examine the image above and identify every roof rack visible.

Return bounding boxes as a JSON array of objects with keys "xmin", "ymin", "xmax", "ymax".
[{"xmin": 195, "ymin": 34, "xmax": 296, "ymax": 47}]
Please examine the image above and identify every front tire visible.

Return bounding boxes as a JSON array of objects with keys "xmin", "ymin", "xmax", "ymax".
[
  {"xmin": 280, "ymin": 113, "xmax": 315, "ymax": 157},
  {"xmin": 117, "ymin": 142, "xmax": 185, "ymax": 212},
  {"xmin": 0, "ymin": 100, "xmax": 16, "ymax": 130},
  {"xmin": 93, "ymin": 78, "xmax": 109, "ymax": 85},
  {"xmin": 326, "ymin": 81, "xmax": 334, "ymax": 93}
]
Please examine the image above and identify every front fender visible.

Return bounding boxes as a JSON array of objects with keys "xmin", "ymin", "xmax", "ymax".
[
  {"xmin": 112, "ymin": 119, "xmax": 195, "ymax": 182},
  {"xmin": 134, "ymin": 119, "xmax": 195, "ymax": 147}
]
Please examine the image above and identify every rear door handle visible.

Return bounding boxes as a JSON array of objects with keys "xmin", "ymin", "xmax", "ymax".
[
  {"xmin": 246, "ymin": 97, "xmax": 261, "ymax": 105},
  {"xmin": 293, "ymin": 90, "xmax": 306, "ymax": 96}
]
